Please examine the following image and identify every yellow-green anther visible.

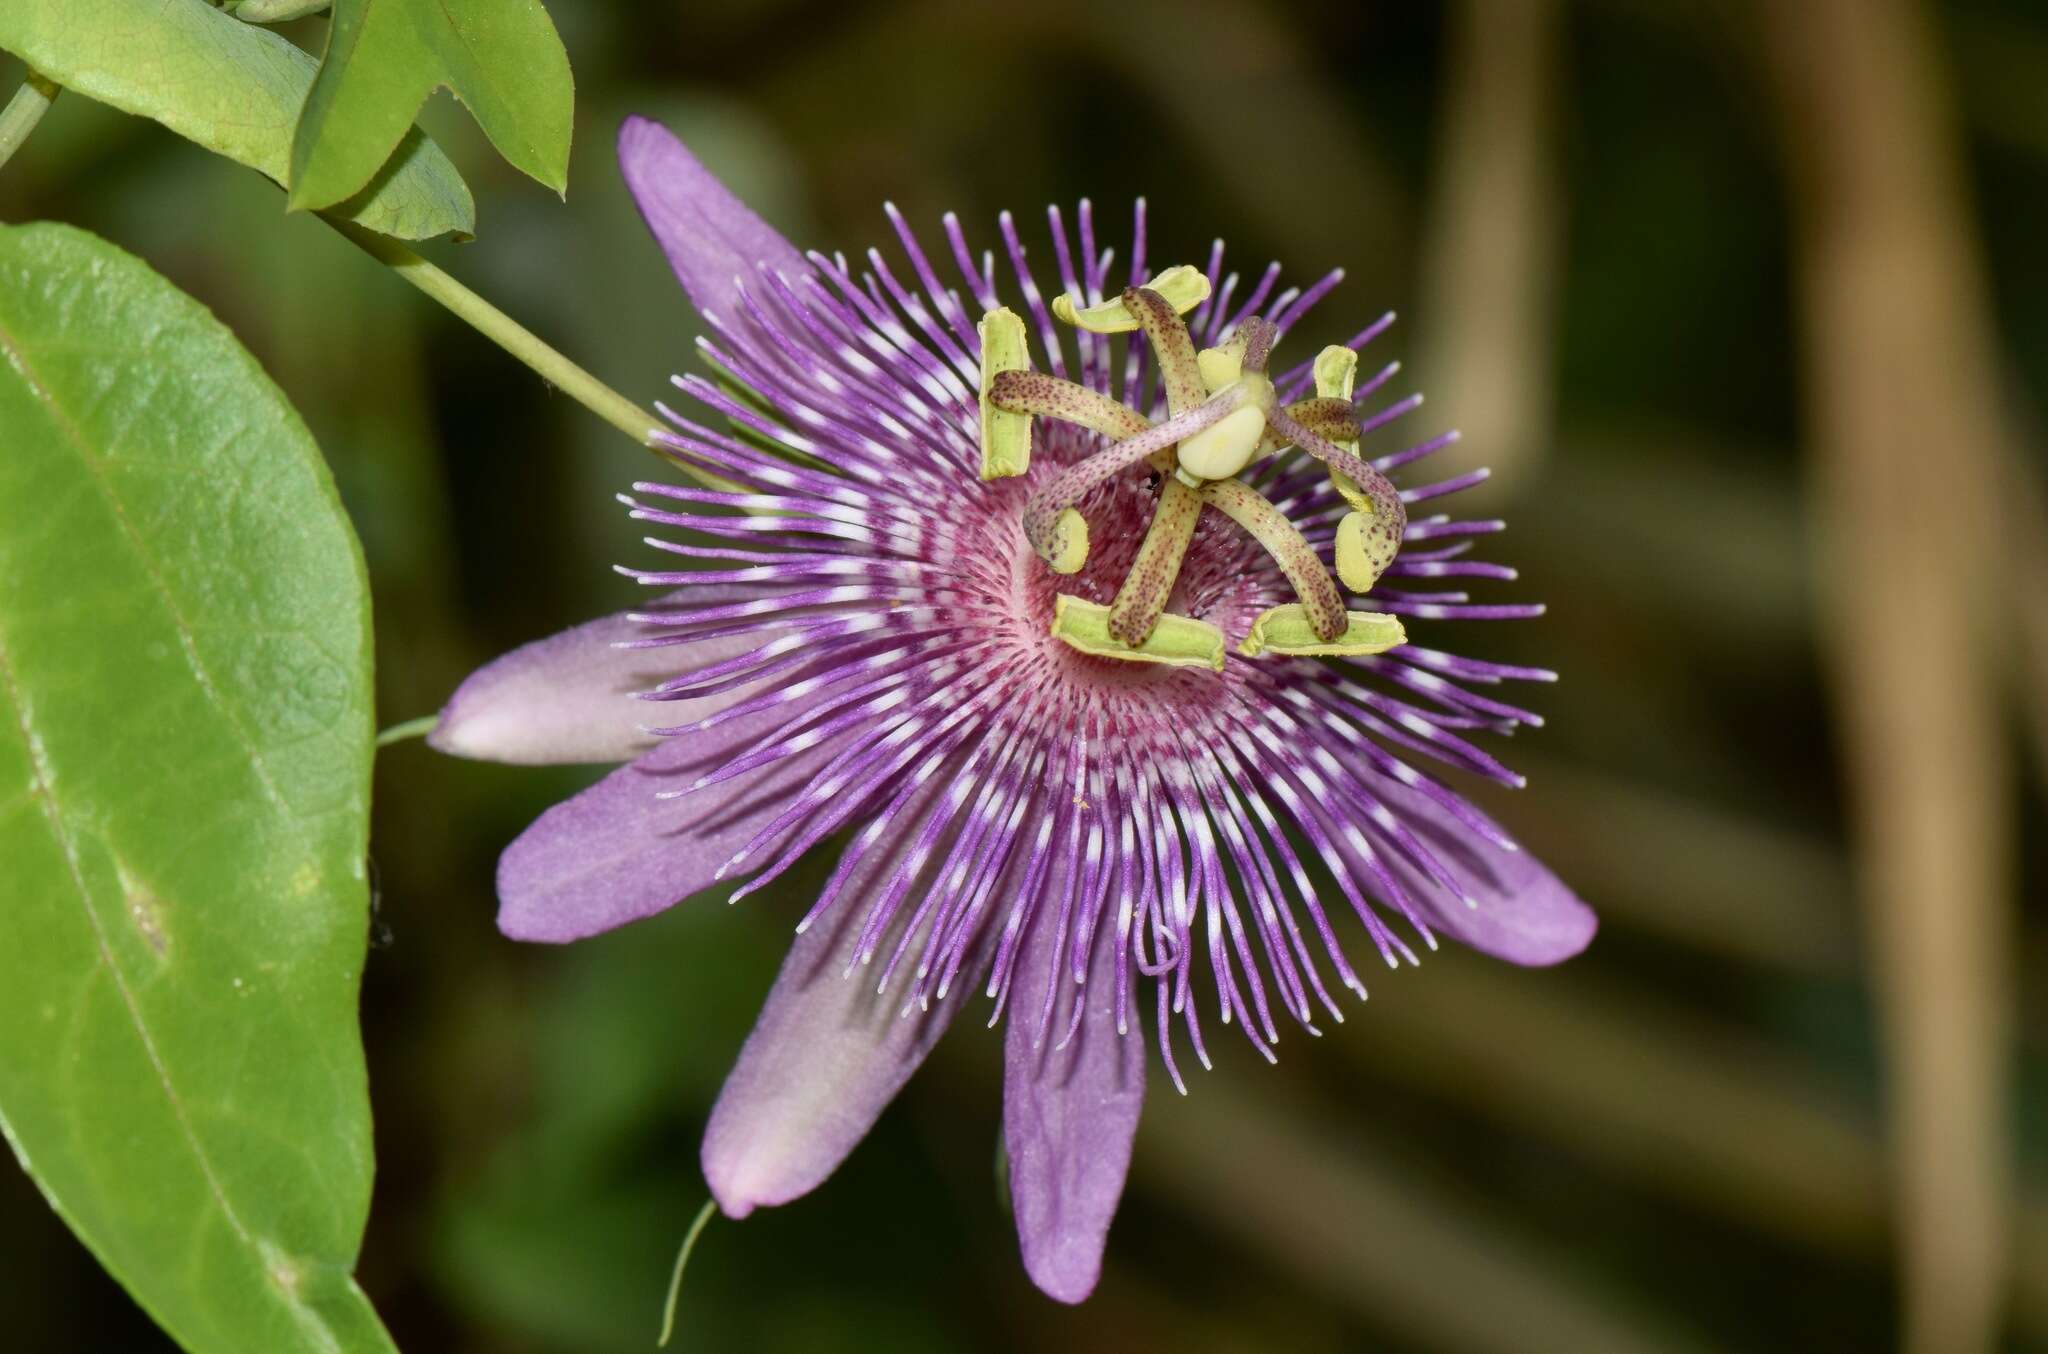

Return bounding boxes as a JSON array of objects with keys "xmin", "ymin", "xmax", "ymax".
[
  {"xmin": 1201, "ymin": 477, "xmax": 1347, "ymax": 641},
  {"xmin": 1124, "ymin": 285, "xmax": 1209, "ymax": 416},
  {"xmin": 991, "ymin": 370, "xmax": 1151, "ymax": 440},
  {"xmin": 1197, "ymin": 331, "xmax": 1249, "ymax": 393},
  {"xmin": 1177, "ymin": 372, "xmax": 1277, "ymax": 481},
  {"xmin": 978, "ymin": 307, "xmax": 1032, "ymax": 480},
  {"xmin": 1238, "ymin": 605, "xmax": 1406, "ymax": 658},
  {"xmin": 1051, "ymin": 594, "xmax": 1227, "ymax": 672},
  {"xmin": 1109, "ymin": 478, "xmax": 1204, "ymax": 646},
  {"xmin": 1051, "ymin": 264, "xmax": 1211, "ymax": 333}
]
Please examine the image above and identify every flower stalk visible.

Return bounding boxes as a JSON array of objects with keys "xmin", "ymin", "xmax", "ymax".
[{"xmin": 324, "ymin": 216, "xmax": 738, "ymax": 489}]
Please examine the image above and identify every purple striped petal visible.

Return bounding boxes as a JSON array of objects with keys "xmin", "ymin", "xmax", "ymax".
[
  {"xmin": 430, "ymin": 590, "xmax": 756, "ymax": 767},
  {"xmin": 619, "ymin": 116, "xmax": 811, "ymax": 320},
  {"xmin": 1003, "ymin": 897, "xmax": 1146, "ymax": 1304},
  {"xmin": 465, "ymin": 185, "xmax": 1594, "ymax": 1308},
  {"xmin": 702, "ymin": 776, "xmax": 977, "ymax": 1218},
  {"xmin": 1373, "ymin": 773, "xmax": 1596, "ymax": 965},
  {"xmin": 496, "ymin": 703, "xmax": 835, "ymax": 942}
]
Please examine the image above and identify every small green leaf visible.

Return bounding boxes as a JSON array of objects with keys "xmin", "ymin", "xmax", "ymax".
[
  {"xmin": 0, "ymin": 0, "xmax": 473, "ymax": 240},
  {"xmin": 290, "ymin": 0, "xmax": 573, "ymax": 212},
  {"xmin": 0, "ymin": 223, "xmax": 393, "ymax": 1353}
]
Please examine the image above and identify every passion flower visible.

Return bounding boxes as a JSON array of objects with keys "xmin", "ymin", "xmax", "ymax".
[{"xmin": 431, "ymin": 117, "xmax": 1594, "ymax": 1303}]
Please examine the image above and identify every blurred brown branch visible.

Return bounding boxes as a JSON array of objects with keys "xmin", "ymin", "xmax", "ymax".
[
  {"xmin": 1760, "ymin": 1, "xmax": 2018, "ymax": 1351},
  {"xmin": 2007, "ymin": 449, "xmax": 2048, "ymax": 788},
  {"xmin": 1137, "ymin": 1078, "xmax": 1721, "ymax": 1354},
  {"xmin": 1417, "ymin": 0, "xmax": 1562, "ymax": 499},
  {"xmin": 1491, "ymin": 754, "xmax": 1855, "ymax": 976}
]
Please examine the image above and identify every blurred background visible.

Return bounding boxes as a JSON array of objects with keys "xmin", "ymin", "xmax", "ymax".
[{"xmin": 3, "ymin": 0, "xmax": 2044, "ymax": 1349}]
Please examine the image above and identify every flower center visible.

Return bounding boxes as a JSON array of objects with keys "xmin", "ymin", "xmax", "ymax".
[{"xmin": 978, "ymin": 268, "xmax": 1413, "ymax": 671}]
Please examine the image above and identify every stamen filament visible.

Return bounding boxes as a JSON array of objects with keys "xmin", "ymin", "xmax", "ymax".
[
  {"xmin": 1124, "ymin": 286, "xmax": 1208, "ymax": 415},
  {"xmin": 990, "ymin": 370, "xmax": 1149, "ymax": 439},
  {"xmin": 1200, "ymin": 478, "xmax": 1346, "ymax": 641},
  {"xmin": 1109, "ymin": 478, "xmax": 1204, "ymax": 645}
]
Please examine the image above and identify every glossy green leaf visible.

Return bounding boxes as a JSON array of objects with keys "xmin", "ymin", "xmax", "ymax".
[
  {"xmin": 0, "ymin": 223, "xmax": 394, "ymax": 1353},
  {"xmin": 0, "ymin": 0, "xmax": 473, "ymax": 240},
  {"xmin": 290, "ymin": 0, "xmax": 573, "ymax": 212}
]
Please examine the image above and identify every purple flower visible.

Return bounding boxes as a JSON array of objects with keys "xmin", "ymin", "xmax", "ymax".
[{"xmin": 432, "ymin": 117, "xmax": 1595, "ymax": 1304}]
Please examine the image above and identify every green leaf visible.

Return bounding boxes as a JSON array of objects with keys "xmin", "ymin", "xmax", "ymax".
[
  {"xmin": 0, "ymin": 0, "xmax": 472, "ymax": 241},
  {"xmin": 0, "ymin": 223, "xmax": 393, "ymax": 1353},
  {"xmin": 290, "ymin": 0, "xmax": 573, "ymax": 212}
]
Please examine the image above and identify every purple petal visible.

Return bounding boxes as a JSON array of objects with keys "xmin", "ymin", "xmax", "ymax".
[
  {"xmin": 1003, "ymin": 897, "xmax": 1146, "ymax": 1304},
  {"xmin": 1374, "ymin": 774, "xmax": 1597, "ymax": 965},
  {"xmin": 618, "ymin": 116, "xmax": 811, "ymax": 320},
  {"xmin": 429, "ymin": 590, "xmax": 757, "ymax": 766},
  {"xmin": 702, "ymin": 776, "xmax": 977, "ymax": 1217},
  {"xmin": 495, "ymin": 702, "xmax": 835, "ymax": 943}
]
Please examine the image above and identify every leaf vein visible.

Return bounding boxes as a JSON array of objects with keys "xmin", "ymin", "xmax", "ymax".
[
  {"xmin": 0, "ymin": 316, "xmax": 304, "ymax": 829},
  {"xmin": 0, "ymin": 625, "xmax": 266, "ymax": 1316}
]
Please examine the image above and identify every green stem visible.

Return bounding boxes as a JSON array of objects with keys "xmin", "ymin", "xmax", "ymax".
[
  {"xmin": 324, "ymin": 216, "xmax": 670, "ymax": 454},
  {"xmin": 656, "ymin": 1197, "xmax": 719, "ymax": 1347},
  {"xmin": 374, "ymin": 714, "xmax": 439, "ymax": 748},
  {"xmin": 0, "ymin": 72, "xmax": 59, "ymax": 174}
]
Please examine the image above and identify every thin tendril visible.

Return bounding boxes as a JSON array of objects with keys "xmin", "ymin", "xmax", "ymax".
[
  {"xmin": 374, "ymin": 715, "xmax": 439, "ymax": 748},
  {"xmin": 657, "ymin": 1197, "xmax": 720, "ymax": 1347}
]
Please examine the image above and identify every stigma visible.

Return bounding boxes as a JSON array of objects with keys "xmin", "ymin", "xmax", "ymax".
[{"xmin": 977, "ymin": 266, "xmax": 1409, "ymax": 667}]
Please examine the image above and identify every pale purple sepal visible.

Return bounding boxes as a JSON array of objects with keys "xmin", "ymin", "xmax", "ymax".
[
  {"xmin": 702, "ymin": 777, "xmax": 974, "ymax": 1218},
  {"xmin": 1375, "ymin": 774, "xmax": 1596, "ymax": 965},
  {"xmin": 1003, "ymin": 899, "xmax": 1146, "ymax": 1304},
  {"xmin": 429, "ymin": 589, "xmax": 756, "ymax": 767},
  {"xmin": 495, "ymin": 706, "xmax": 838, "ymax": 943},
  {"xmin": 618, "ymin": 116, "xmax": 811, "ymax": 320}
]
